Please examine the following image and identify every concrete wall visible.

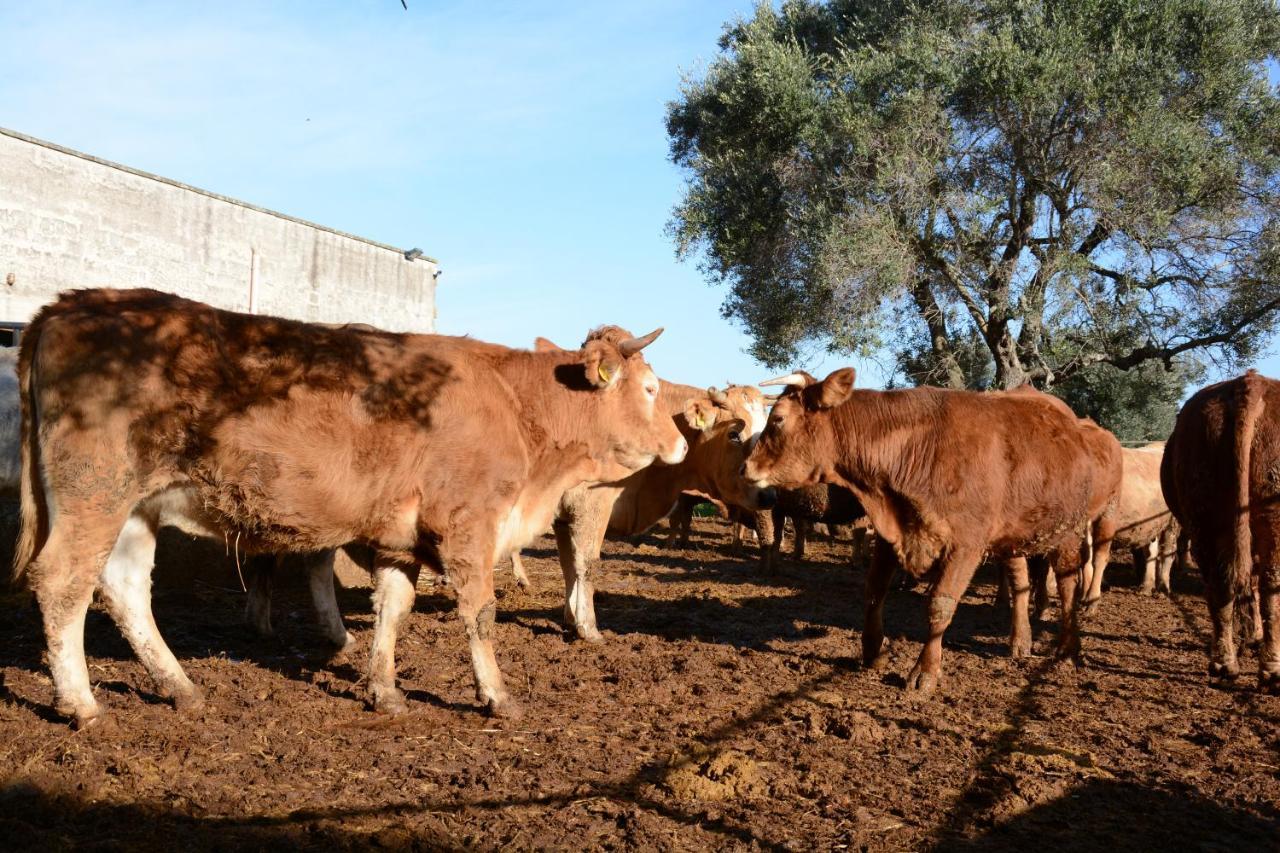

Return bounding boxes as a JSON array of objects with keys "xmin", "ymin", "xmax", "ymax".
[{"xmin": 0, "ymin": 127, "xmax": 437, "ymax": 332}]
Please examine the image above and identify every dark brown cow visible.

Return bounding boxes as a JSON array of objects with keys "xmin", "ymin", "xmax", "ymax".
[
  {"xmin": 1161, "ymin": 370, "xmax": 1280, "ymax": 692},
  {"xmin": 742, "ymin": 369, "xmax": 1122, "ymax": 693},
  {"xmin": 765, "ymin": 484, "xmax": 866, "ymax": 567},
  {"xmin": 14, "ymin": 289, "xmax": 689, "ymax": 726}
]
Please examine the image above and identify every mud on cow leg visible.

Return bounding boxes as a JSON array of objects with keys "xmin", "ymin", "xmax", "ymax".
[
  {"xmin": 906, "ymin": 549, "xmax": 982, "ymax": 695},
  {"xmin": 452, "ymin": 566, "xmax": 521, "ymax": 720},
  {"xmin": 99, "ymin": 513, "xmax": 203, "ymax": 714},
  {"xmin": 367, "ymin": 558, "xmax": 420, "ymax": 715}
]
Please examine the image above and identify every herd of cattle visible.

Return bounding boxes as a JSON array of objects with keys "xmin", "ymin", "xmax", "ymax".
[{"xmin": 3, "ymin": 288, "xmax": 1278, "ymax": 730}]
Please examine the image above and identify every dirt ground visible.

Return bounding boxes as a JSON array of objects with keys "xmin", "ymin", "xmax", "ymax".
[{"xmin": 0, "ymin": 517, "xmax": 1276, "ymax": 851}]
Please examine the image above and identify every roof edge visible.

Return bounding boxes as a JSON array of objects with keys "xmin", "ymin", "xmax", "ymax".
[{"xmin": 0, "ymin": 125, "xmax": 438, "ymax": 265}]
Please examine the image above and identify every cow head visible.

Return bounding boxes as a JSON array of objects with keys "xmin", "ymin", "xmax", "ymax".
[
  {"xmin": 678, "ymin": 384, "xmax": 776, "ymax": 511},
  {"xmin": 742, "ymin": 368, "xmax": 855, "ymax": 490},
  {"xmin": 575, "ymin": 326, "xmax": 688, "ymax": 474}
]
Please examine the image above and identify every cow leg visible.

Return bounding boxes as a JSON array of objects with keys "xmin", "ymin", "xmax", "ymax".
[
  {"xmin": 1155, "ymin": 526, "xmax": 1177, "ymax": 595},
  {"xmin": 98, "ymin": 512, "xmax": 203, "ymax": 712},
  {"xmin": 510, "ymin": 551, "xmax": 531, "ymax": 591},
  {"xmin": 451, "ymin": 561, "xmax": 519, "ymax": 718},
  {"xmin": 305, "ymin": 550, "xmax": 353, "ymax": 650},
  {"xmin": 906, "ymin": 549, "xmax": 982, "ymax": 694},
  {"xmin": 367, "ymin": 558, "xmax": 421, "ymax": 714},
  {"xmin": 759, "ymin": 509, "xmax": 779, "ymax": 572},
  {"xmin": 1049, "ymin": 541, "xmax": 1088, "ymax": 663},
  {"xmin": 30, "ymin": 524, "xmax": 109, "ymax": 728},
  {"xmin": 1138, "ymin": 540, "xmax": 1159, "ymax": 595},
  {"xmin": 244, "ymin": 557, "xmax": 274, "ymax": 637},
  {"xmin": 1029, "ymin": 555, "xmax": 1051, "ymax": 623},
  {"xmin": 1082, "ymin": 515, "xmax": 1116, "ymax": 616},
  {"xmin": 994, "ymin": 569, "xmax": 1010, "ymax": 611},
  {"xmin": 1005, "ymin": 557, "xmax": 1032, "ymax": 658},
  {"xmin": 793, "ymin": 520, "xmax": 808, "ymax": 562},
  {"xmin": 851, "ymin": 526, "xmax": 869, "ymax": 567},
  {"xmin": 553, "ymin": 515, "xmax": 606, "ymax": 643},
  {"xmin": 861, "ymin": 540, "xmax": 898, "ymax": 669}
]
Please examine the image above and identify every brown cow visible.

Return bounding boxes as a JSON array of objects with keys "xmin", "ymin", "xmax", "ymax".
[
  {"xmin": 1079, "ymin": 443, "xmax": 1179, "ymax": 610},
  {"xmin": 1161, "ymin": 370, "xmax": 1280, "ymax": 692},
  {"xmin": 14, "ymin": 289, "xmax": 689, "ymax": 727},
  {"xmin": 742, "ymin": 369, "xmax": 1122, "ymax": 693}
]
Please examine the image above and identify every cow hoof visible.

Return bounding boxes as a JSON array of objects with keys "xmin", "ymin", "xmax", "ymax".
[
  {"xmin": 1208, "ymin": 661, "xmax": 1239, "ymax": 685},
  {"xmin": 1138, "ymin": 585, "xmax": 1155, "ymax": 596},
  {"xmin": 486, "ymin": 697, "xmax": 524, "ymax": 720},
  {"xmin": 67, "ymin": 705, "xmax": 103, "ymax": 730},
  {"xmin": 1010, "ymin": 640, "xmax": 1032, "ymax": 659},
  {"xmin": 575, "ymin": 628, "xmax": 605, "ymax": 644},
  {"xmin": 371, "ymin": 687, "xmax": 410, "ymax": 716},
  {"xmin": 172, "ymin": 684, "xmax": 206, "ymax": 714},
  {"xmin": 1080, "ymin": 597, "xmax": 1101, "ymax": 617},
  {"xmin": 905, "ymin": 667, "xmax": 939, "ymax": 695},
  {"xmin": 1258, "ymin": 668, "xmax": 1280, "ymax": 695}
]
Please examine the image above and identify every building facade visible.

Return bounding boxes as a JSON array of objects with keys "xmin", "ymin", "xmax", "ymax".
[{"xmin": 0, "ymin": 127, "xmax": 437, "ymax": 343}]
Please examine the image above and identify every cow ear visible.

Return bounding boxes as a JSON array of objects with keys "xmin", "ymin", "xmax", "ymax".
[
  {"xmin": 683, "ymin": 398, "xmax": 719, "ymax": 433},
  {"xmin": 816, "ymin": 367, "xmax": 856, "ymax": 409},
  {"xmin": 581, "ymin": 340, "xmax": 622, "ymax": 388},
  {"xmin": 534, "ymin": 336, "xmax": 563, "ymax": 353}
]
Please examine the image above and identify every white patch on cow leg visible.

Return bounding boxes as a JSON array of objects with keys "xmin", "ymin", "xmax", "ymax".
[
  {"xmin": 99, "ymin": 514, "xmax": 203, "ymax": 711},
  {"xmin": 367, "ymin": 563, "xmax": 417, "ymax": 714},
  {"xmin": 1139, "ymin": 540, "xmax": 1159, "ymax": 594},
  {"xmin": 244, "ymin": 560, "xmax": 274, "ymax": 637},
  {"xmin": 306, "ymin": 550, "xmax": 353, "ymax": 649}
]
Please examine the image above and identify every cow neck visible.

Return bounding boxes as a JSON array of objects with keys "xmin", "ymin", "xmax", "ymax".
[
  {"xmin": 825, "ymin": 388, "xmax": 947, "ymax": 496},
  {"xmin": 490, "ymin": 347, "xmax": 623, "ymax": 494}
]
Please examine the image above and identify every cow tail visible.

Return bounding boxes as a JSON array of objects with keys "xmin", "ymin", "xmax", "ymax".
[
  {"xmin": 12, "ymin": 316, "xmax": 48, "ymax": 585},
  {"xmin": 1228, "ymin": 372, "xmax": 1265, "ymax": 603}
]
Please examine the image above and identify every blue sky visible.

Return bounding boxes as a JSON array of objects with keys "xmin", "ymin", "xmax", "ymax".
[
  {"xmin": 1, "ymin": 2, "xmax": 1274, "ymax": 391},
  {"xmin": 1, "ymin": 0, "xmax": 881, "ymax": 389}
]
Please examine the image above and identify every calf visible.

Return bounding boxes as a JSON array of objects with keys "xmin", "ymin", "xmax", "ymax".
[
  {"xmin": 15, "ymin": 289, "xmax": 688, "ymax": 726},
  {"xmin": 1162, "ymin": 370, "xmax": 1280, "ymax": 692},
  {"xmin": 743, "ymin": 369, "xmax": 1121, "ymax": 693}
]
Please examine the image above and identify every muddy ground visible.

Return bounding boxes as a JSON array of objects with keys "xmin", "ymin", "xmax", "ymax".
[{"xmin": 0, "ymin": 518, "xmax": 1276, "ymax": 851}]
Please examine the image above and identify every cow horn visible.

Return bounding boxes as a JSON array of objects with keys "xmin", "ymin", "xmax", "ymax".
[
  {"xmin": 759, "ymin": 372, "xmax": 809, "ymax": 388},
  {"xmin": 763, "ymin": 393, "xmax": 781, "ymax": 402},
  {"xmin": 707, "ymin": 386, "xmax": 729, "ymax": 406},
  {"xmin": 618, "ymin": 327, "xmax": 663, "ymax": 358}
]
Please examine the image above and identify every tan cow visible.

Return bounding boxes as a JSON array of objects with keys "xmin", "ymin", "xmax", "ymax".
[
  {"xmin": 1162, "ymin": 370, "xmax": 1280, "ymax": 692},
  {"xmin": 1079, "ymin": 443, "xmax": 1178, "ymax": 610},
  {"xmin": 14, "ymin": 289, "xmax": 689, "ymax": 727},
  {"xmin": 531, "ymin": 369, "xmax": 772, "ymax": 643},
  {"xmin": 742, "ymin": 369, "xmax": 1122, "ymax": 693}
]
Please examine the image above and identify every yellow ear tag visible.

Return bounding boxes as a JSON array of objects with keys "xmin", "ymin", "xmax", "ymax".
[
  {"xmin": 694, "ymin": 413, "xmax": 705, "ymax": 429},
  {"xmin": 598, "ymin": 363, "xmax": 613, "ymax": 384}
]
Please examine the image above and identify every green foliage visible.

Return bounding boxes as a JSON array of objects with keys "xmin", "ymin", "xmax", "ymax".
[
  {"xmin": 1053, "ymin": 359, "xmax": 1206, "ymax": 441},
  {"xmin": 668, "ymin": 0, "xmax": 1280, "ymax": 392}
]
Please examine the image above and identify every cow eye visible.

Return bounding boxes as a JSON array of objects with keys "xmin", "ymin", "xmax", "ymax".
[{"xmin": 729, "ymin": 429, "xmax": 743, "ymax": 445}]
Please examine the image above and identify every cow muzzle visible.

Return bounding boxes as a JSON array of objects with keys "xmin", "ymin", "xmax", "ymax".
[{"xmin": 659, "ymin": 435, "xmax": 689, "ymax": 466}]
